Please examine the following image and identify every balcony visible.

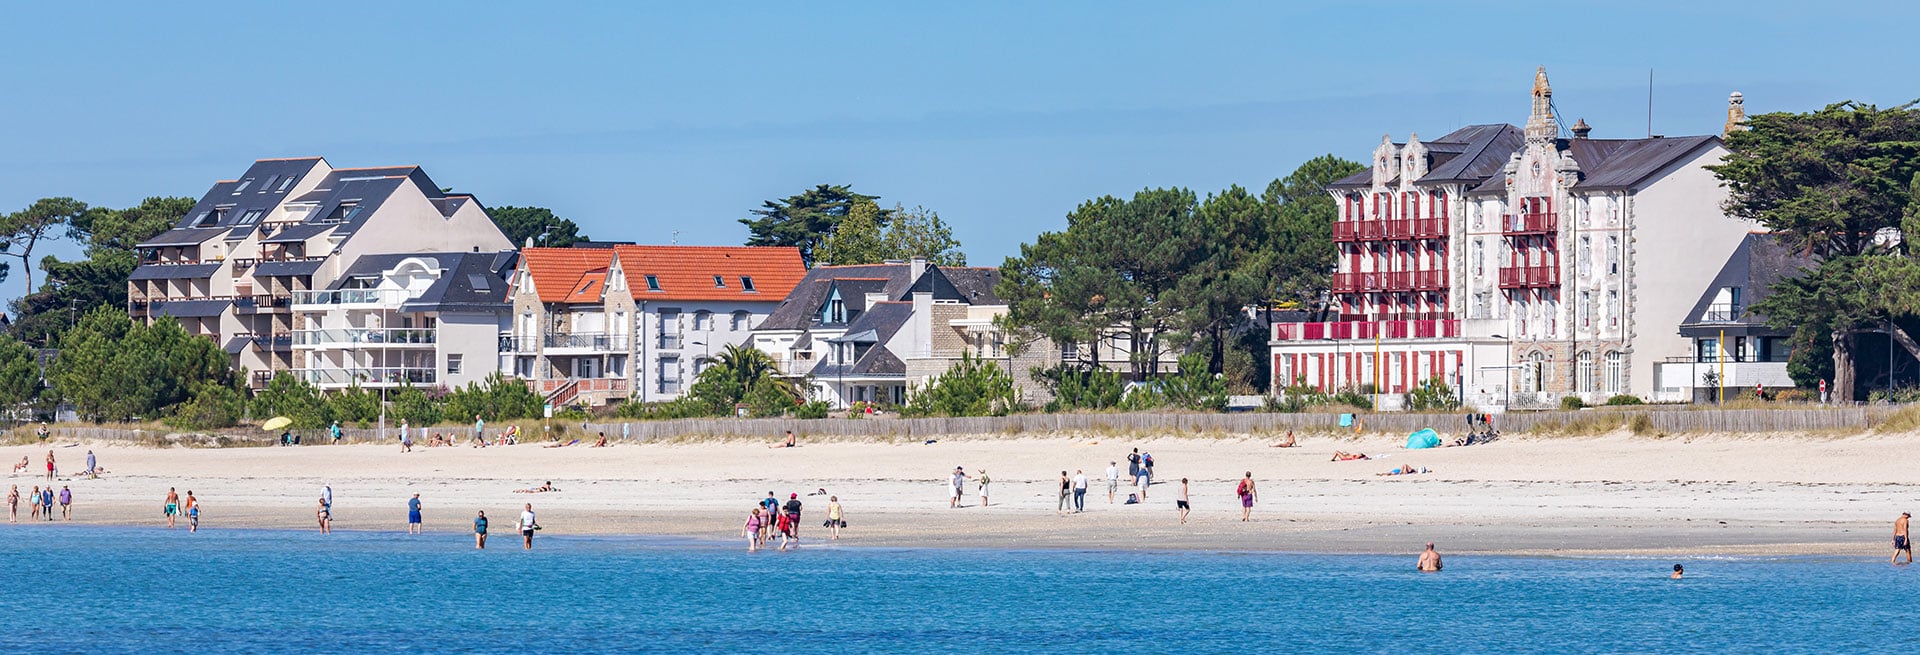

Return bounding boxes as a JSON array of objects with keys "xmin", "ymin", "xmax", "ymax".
[
  {"xmin": 1271, "ymin": 319, "xmax": 1462, "ymax": 342},
  {"xmin": 1502, "ymin": 212, "xmax": 1557, "ymax": 236},
  {"xmin": 233, "ymin": 295, "xmax": 291, "ymax": 314},
  {"xmin": 293, "ymin": 328, "xmax": 437, "ymax": 347},
  {"xmin": 291, "ymin": 289, "xmax": 409, "ymax": 308},
  {"xmin": 658, "ymin": 334, "xmax": 684, "ymax": 349},
  {"xmin": 1498, "ymin": 265, "xmax": 1561, "ymax": 289},
  {"xmin": 245, "ymin": 333, "xmax": 294, "ymax": 352},
  {"xmin": 1334, "ymin": 270, "xmax": 1447, "ymax": 294},
  {"xmin": 500, "ymin": 336, "xmax": 538, "ymax": 353},
  {"xmin": 1410, "ymin": 217, "xmax": 1446, "ymax": 239},
  {"xmin": 528, "ymin": 377, "xmax": 631, "ymax": 395},
  {"xmin": 292, "ymin": 366, "xmax": 438, "ymax": 387},
  {"xmin": 1411, "ymin": 269, "xmax": 1447, "ymax": 291},
  {"xmin": 544, "ymin": 332, "xmax": 630, "ymax": 351},
  {"xmin": 1699, "ymin": 304, "xmax": 1745, "ymax": 323},
  {"xmin": 1333, "ymin": 222, "xmax": 1358, "ymax": 242},
  {"xmin": 1355, "ymin": 221, "xmax": 1386, "ymax": 241}
]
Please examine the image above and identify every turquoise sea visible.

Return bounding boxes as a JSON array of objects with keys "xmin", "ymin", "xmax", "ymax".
[{"xmin": 0, "ymin": 524, "xmax": 1911, "ymax": 654}]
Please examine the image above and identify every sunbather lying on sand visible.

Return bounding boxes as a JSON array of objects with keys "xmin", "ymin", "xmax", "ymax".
[
  {"xmin": 1331, "ymin": 451, "xmax": 1369, "ymax": 461},
  {"xmin": 542, "ymin": 439, "xmax": 579, "ymax": 449},
  {"xmin": 1377, "ymin": 465, "xmax": 1425, "ymax": 476},
  {"xmin": 512, "ymin": 481, "xmax": 559, "ymax": 494}
]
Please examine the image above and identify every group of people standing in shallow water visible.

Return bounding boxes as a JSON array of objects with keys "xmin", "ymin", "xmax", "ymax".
[
  {"xmin": 9, "ymin": 483, "xmax": 73, "ymax": 522},
  {"xmin": 744, "ymin": 490, "xmax": 842, "ymax": 552}
]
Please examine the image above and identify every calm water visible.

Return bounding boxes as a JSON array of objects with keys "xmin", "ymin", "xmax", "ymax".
[{"xmin": 0, "ymin": 524, "xmax": 1912, "ymax": 654}]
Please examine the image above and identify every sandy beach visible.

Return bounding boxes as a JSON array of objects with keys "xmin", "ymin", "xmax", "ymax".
[{"xmin": 2, "ymin": 430, "xmax": 1913, "ymax": 557}]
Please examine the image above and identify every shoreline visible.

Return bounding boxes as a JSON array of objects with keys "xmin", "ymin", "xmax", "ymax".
[{"xmin": 3, "ymin": 432, "xmax": 1912, "ymax": 559}]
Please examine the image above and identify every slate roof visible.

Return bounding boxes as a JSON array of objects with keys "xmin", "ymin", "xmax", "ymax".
[
  {"xmin": 613, "ymin": 245, "xmax": 805, "ymax": 303},
  {"xmin": 1419, "ymin": 124, "xmax": 1525, "ymax": 183},
  {"xmin": 325, "ymin": 251, "xmax": 519, "ymax": 313},
  {"xmin": 148, "ymin": 299, "xmax": 231, "ymax": 318},
  {"xmin": 259, "ymin": 223, "xmax": 336, "ymax": 244},
  {"xmin": 809, "ymin": 301, "xmax": 914, "ymax": 378},
  {"xmin": 939, "ymin": 267, "xmax": 1004, "ymax": 305},
  {"xmin": 170, "ymin": 158, "xmax": 327, "ymax": 233},
  {"xmin": 757, "ymin": 265, "xmax": 914, "ymax": 331},
  {"xmin": 136, "ymin": 227, "xmax": 228, "ymax": 248},
  {"xmin": 1678, "ymin": 233, "xmax": 1812, "ymax": 337},
  {"xmin": 254, "ymin": 259, "xmax": 325, "ymax": 278},
  {"xmin": 1567, "ymin": 135, "xmax": 1721, "ymax": 190},
  {"xmin": 128, "ymin": 263, "xmax": 222, "ymax": 281}
]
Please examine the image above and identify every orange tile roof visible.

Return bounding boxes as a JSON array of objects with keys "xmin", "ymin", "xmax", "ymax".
[
  {"xmin": 518, "ymin": 247, "xmax": 615, "ymax": 303},
  {"xmin": 613, "ymin": 245, "xmax": 805, "ymax": 302}
]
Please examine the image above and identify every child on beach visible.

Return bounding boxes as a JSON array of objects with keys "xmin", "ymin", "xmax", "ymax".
[
  {"xmin": 6, "ymin": 485, "xmax": 16, "ymax": 522},
  {"xmin": 186, "ymin": 492, "xmax": 199, "ymax": 532},
  {"xmin": 978, "ymin": 470, "xmax": 990, "ymax": 507}
]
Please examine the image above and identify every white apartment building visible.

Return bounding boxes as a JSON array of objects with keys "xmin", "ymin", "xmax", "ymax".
[
  {"xmin": 1270, "ymin": 69, "xmax": 1759, "ymax": 409},
  {"xmin": 291, "ymin": 252, "xmax": 517, "ymax": 390},
  {"xmin": 129, "ymin": 158, "xmax": 513, "ymax": 388},
  {"xmin": 506, "ymin": 244, "xmax": 807, "ymax": 407}
]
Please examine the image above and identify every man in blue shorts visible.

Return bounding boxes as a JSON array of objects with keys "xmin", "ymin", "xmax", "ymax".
[{"xmin": 407, "ymin": 493, "xmax": 423, "ymax": 535}]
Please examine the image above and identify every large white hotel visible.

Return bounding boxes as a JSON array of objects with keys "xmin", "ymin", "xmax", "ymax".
[{"xmin": 1269, "ymin": 68, "xmax": 1781, "ymax": 409}]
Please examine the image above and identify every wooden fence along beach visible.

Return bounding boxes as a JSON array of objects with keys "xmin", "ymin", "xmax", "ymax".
[{"xmin": 21, "ymin": 405, "xmax": 1910, "ymax": 445}]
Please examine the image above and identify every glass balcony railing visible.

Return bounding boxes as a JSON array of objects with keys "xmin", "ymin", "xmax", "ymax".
[
  {"xmin": 293, "ymin": 328, "xmax": 437, "ymax": 346},
  {"xmin": 291, "ymin": 367, "xmax": 439, "ymax": 386},
  {"xmin": 291, "ymin": 289, "xmax": 410, "ymax": 306}
]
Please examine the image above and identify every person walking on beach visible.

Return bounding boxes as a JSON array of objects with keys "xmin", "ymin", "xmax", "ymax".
[
  {"xmin": 1236, "ymin": 472, "xmax": 1257, "ymax": 522},
  {"xmin": 1127, "ymin": 448, "xmax": 1141, "ymax": 482},
  {"xmin": 322, "ymin": 485, "xmax": 333, "ymax": 516},
  {"xmin": 407, "ymin": 494, "xmax": 423, "ymax": 535},
  {"xmin": 1176, "ymin": 478, "xmax": 1191, "ymax": 524},
  {"xmin": 743, "ymin": 508, "xmax": 764, "ymax": 552},
  {"xmin": 164, "ymin": 488, "xmax": 180, "ymax": 528},
  {"xmin": 1417, "ymin": 542, "xmax": 1443, "ymax": 572},
  {"xmin": 185, "ymin": 491, "xmax": 198, "ymax": 532},
  {"xmin": 40, "ymin": 485, "xmax": 53, "ymax": 521},
  {"xmin": 474, "ymin": 415, "xmax": 486, "ymax": 444},
  {"xmin": 58, "ymin": 486, "xmax": 71, "ymax": 520},
  {"xmin": 1057, "ymin": 471, "xmax": 1071, "ymax": 514},
  {"xmin": 84, "ymin": 450, "xmax": 96, "ymax": 478},
  {"xmin": 46, "ymin": 450, "xmax": 55, "ymax": 481},
  {"xmin": 317, "ymin": 497, "xmax": 332, "ymax": 534},
  {"xmin": 977, "ymin": 470, "xmax": 990, "ymax": 507},
  {"xmin": 35, "ymin": 423, "xmax": 49, "ymax": 442},
  {"xmin": 329, "ymin": 421, "xmax": 343, "ymax": 444},
  {"xmin": 1105, "ymin": 461, "xmax": 1120, "ymax": 504},
  {"xmin": 1071, "ymin": 470, "xmax": 1088, "ymax": 513},
  {"xmin": 474, "ymin": 511, "xmax": 489, "ymax": 549},
  {"xmin": 1896, "ymin": 513, "xmax": 1912, "ymax": 565},
  {"xmin": 759, "ymin": 492, "xmax": 780, "ymax": 542},
  {"xmin": 400, "ymin": 420, "xmax": 413, "ymax": 453},
  {"xmin": 949, "ymin": 467, "xmax": 967, "ymax": 509},
  {"xmin": 28, "ymin": 486, "xmax": 41, "ymax": 520},
  {"xmin": 6, "ymin": 484, "xmax": 16, "ymax": 523},
  {"xmin": 1140, "ymin": 451, "xmax": 1155, "ymax": 497},
  {"xmin": 783, "ymin": 493, "xmax": 804, "ymax": 544},
  {"xmin": 520, "ymin": 503, "xmax": 539, "ymax": 550},
  {"xmin": 826, "ymin": 496, "xmax": 845, "ymax": 540}
]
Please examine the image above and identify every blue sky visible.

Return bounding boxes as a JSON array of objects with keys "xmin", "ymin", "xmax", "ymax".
[{"xmin": 0, "ymin": 2, "xmax": 1912, "ymax": 303}]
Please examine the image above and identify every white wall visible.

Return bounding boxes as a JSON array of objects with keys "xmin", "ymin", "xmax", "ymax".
[{"xmin": 1622, "ymin": 145, "xmax": 1751, "ymax": 397}]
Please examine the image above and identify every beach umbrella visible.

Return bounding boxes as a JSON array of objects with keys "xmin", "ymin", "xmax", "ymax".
[{"xmin": 261, "ymin": 416, "xmax": 293, "ymax": 432}]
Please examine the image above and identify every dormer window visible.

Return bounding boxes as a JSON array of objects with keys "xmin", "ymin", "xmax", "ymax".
[
  {"xmin": 323, "ymin": 202, "xmax": 361, "ymax": 223},
  {"xmin": 645, "ymin": 275, "xmax": 661, "ymax": 292},
  {"xmin": 233, "ymin": 178, "xmax": 254, "ymax": 194},
  {"xmin": 713, "ymin": 275, "xmax": 726, "ymax": 288},
  {"xmin": 191, "ymin": 211, "xmax": 216, "ymax": 228},
  {"xmin": 278, "ymin": 176, "xmax": 297, "ymax": 192}
]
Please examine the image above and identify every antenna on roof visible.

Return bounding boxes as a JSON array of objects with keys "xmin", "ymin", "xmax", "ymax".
[
  {"xmin": 1646, "ymin": 68, "xmax": 1654, "ymax": 138},
  {"xmin": 671, "ymin": 230, "xmax": 679, "ymax": 245}
]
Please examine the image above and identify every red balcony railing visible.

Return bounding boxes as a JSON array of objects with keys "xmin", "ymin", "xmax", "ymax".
[
  {"xmin": 1411, "ymin": 217, "xmax": 1445, "ymax": 239},
  {"xmin": 1272, "ymin": 319, "xmax": 1462, "ymax": 342},
  {"xmin": 1355, "ymin": 221, "xmax": 1386, "ymax": 241},
  {"xmin": 1333, "ymin": 222, "xmax": 1357, "ymax": 242},
  {"xmin": 1498, "ymin": 265, "xmax": 1561, "ymax": 289},
  {"xmin": 1412, "ymin": 270, "xmax": 1447, "ymax": 291},
  {"xmin": 1502, "ymin": 212, "xmax": 1557, "ymax": 236}
]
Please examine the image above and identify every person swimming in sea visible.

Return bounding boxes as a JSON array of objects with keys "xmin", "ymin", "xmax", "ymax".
[
  {"xmin": 1671, "ymin": 564, "xmax": 1684, "ymax": 579},
  {"xmin": 1417, "ymin": 542, "xmax": 1443, "ymax": 572}
]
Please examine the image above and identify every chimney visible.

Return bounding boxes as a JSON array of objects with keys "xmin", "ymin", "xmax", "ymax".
[
  {"xmin": 1724, "ymin": 91, "xmax": 1747, "ymax": 136},
  {"xmin": 912, "ymin": 291, "xmax": 933, "ymax": 357},
  {"xmin": 1571, "ymin": 118, "xmax": 1591, "ymax": 139},
  {"xmin": 908, "ymin": 256, "xmax": 927, "ymax": 281}
]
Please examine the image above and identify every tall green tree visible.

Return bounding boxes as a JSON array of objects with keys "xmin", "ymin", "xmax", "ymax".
[
  {"xmin": 814, "ymin": 200, "xmax": 889, "ymax": 266},
  {"xmin": 741, "ymin": 184, "xmax": 891, "ymax": 265},
  {"xmin": 816, "ymin": 201, "xmax": 968, "ymax": 267},
  {"xmin": 0, "ymin": 334, "xmax": 42, "ymax": 412},
  {"xmin": 904, "ymin": 353, "xmax": 1019, "ymax": 417},
  {"xmin": 14, "ymin": 196, "xmax": 192, "ymax": 345},
  {"xmin": 998, "ymin": 188, "xmax": 1205, "ymax": 381},
  {"xmin": 881, "ymin": 204, "xmax": 966, "ymax": 266},
  {"xmin": 252, "ymin": 373, "xmax": 330, "ymax": 429},
  {"xmin": 1173, "ymin": 185, "xmax": 1272, "ymax": 375},
  {"xmin": 489, "ymin": 206, "xmax": 586, "ymax": 247},
  {"xmin": 49, "ymin": 307, "xmax": 229, "ymax": 421},
  {"xmin": 1263, "ymin": 155, "xmax": 1366, "ymax": 315},
  {"xmin": 0, "ymin": 197, "xmax": 88, "ymax": 295},
  {"xmin": 1711, "ymin": 101, "xmax": 1920, "ymax": 401}
]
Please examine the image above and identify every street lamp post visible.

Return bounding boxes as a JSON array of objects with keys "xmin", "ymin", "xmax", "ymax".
[
  {"xmin": 1321, "ymin": 336, "xmax": 1344, "ymax": 392},
  {"xmin": 1491, "ymin": 333, "xmax": 1511, "ymax": 410}
]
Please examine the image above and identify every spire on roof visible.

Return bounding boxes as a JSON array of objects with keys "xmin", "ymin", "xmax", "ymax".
[
  {"xmin": 1525, "ymin": 66, "xmax": 1558, "ymax": 144},
  {"xmin": 1571, "ymin": 118, "xmax": 1592, "ymax": 139},
  {"xmin": 1724, "ymin": 91, "xmax": 1747, "ymax": 137}
]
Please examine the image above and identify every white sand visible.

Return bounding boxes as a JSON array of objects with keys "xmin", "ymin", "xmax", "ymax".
[{"xmin": 3, "ymin": 431, "xmax": 1913, "ymax": 556}]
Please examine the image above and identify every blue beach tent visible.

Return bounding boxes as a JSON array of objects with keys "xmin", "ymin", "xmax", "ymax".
[{"xmin": 1405, "ymin": 428, "xmax": 1441, "ymax": 449}]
